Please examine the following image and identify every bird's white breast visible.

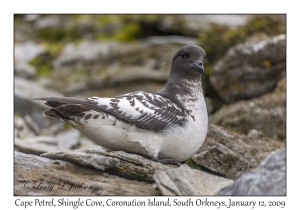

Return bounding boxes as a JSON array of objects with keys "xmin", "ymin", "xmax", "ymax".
[{"xmin": 160, "ymin": 89, "xmax": 208, "ymax": 161}]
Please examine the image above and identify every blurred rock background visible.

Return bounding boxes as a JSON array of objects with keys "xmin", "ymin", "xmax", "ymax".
[{"xmin": 14, "ymin": 14, "xmax": 286, "ymax": 196}]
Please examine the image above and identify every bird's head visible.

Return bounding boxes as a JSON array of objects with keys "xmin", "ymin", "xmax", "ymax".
[{"xmin": 171, "ymin": 45, "xmax": 206, "ymax": 76}]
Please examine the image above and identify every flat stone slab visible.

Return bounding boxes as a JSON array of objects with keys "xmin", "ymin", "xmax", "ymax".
[
  {"xmin": 153, "ymin": 164, "xmax": 233, "ymax": 196},
  {"xmin": 42, "ymin": 145, "xmax": 174, "ymax": 183},
  {"xmin": 14, "ymin": 151, "xmax": 160, "ymax": 196}
]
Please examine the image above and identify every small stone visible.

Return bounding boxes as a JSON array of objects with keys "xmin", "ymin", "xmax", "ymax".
[{"xmin": 247, "ymin": 129, "xmax": 264, "ymax": 138}]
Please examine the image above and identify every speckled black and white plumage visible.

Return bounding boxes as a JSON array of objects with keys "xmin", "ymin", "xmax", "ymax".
[{"xmin": 34, "ymin": 45, "xmax": 208, "ymax": 163}]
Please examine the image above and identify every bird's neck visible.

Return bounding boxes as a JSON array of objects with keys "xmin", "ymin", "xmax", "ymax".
[{"xmin": 157, "ymin": 73, "xmax": 204, "ymax": 111}]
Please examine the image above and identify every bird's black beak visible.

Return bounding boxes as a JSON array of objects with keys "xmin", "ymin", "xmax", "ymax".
[{"xmin": 192, "ymin": 60, "xmax": 205, "ymax": 75}]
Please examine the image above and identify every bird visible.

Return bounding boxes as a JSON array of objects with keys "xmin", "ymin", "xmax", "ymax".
[{"xmin": 33, "ymin": 45, "xmax": 208, "ymax": 166}]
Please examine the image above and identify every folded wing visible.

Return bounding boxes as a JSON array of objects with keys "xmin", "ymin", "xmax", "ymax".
[{"xmin": 34, "ymin": 91, "xmax": 187, "ymax": 132}]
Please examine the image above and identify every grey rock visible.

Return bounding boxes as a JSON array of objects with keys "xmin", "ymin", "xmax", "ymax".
[
  {"xmin": 15, "ymin": 41, "xmax": 45, "ymax": 63},
  {"xmin": 14, "ymin": 151, "xmax": 160, "ymax": 195},
  {"xmin": 195, "ymin": 15, "xmax": 253, "ymax": 28},
  {"xmin": 211, "ymin": 78, "xmax": 286, "ymax": 141},
  {"xmin": 15, "ymin": 129, "xmax": 82, "ymax": 155},
  {"xmin": 43, "ymin": 145, "xmax": 174, "ymax": 183},
  {"xmin": 247, "ymin": 129, "xmax": 264, "ymax": 138},
  {"xmin": 24, "ymin": 14, "xmax": 40, "ymax": 22},
  {"xmin": 15, "ymin": 126, "xmax": 86, "ymax": 153},
  {"xmin": 193, "ymin": 144, "xmax": 248, "ymax": 179},
  {"xmin": 14, "ymin": 76, "xmax": 63, "ymax": 128},
  {"xmin": 14, "ymin": 115, "xmax": 35, "ymax": 138},
  {"xmin": 140, "ymin": 35, "xmax": 198, "ymax": 46},
  {"xmin": 56, "ymin": 129, "xmax": 81, "ymax": 150},
  {"xmin": 41, "ymin": 151, "xmax": 120, "ymax": 171},
  {"xmin": 153, "ymin": 164, "xmax": 233, "ymax": 196},
  {"xmin": 217, "ymin": 149, "xmax": 286, "ymax": 195},
  {"xmin": 40, "ymin": 123, "xmax": 65, "ymax": 136},
  {"xmin": 15, "ymin": 138, "xmax": 60, "ymax": 155},
  {"xmin": 77, "ymin": 137, "xmax": 97, "ymax": 148},
  {"xmin": 192, "ymin": 124, "xmax": 284, "ymax": 179},
  {"xmin": 53, "ymin": 40, "xmax": 138, "ymax": 68},
  {"xmin": 14, "ymin": 62, "xmax": 37, "ymax": 79},
  {"xmin": 210, "ymin": 34, "xmax": 286, "ymax": 103},
  {"xmin": 24, "ymin": 135, "xmax": 58, "ymax": 146},
  {"xmin": 155, "ymin": 15, "xmax": 253, "ymax": 36},
  {"xmin": 24, "ymin": 114, "xmax": 41, "ymax": 134},
  {"xmin": 50, "ymin": 41, "xmax": 179, "ymax": 96},
  {"xmin": 34, "ymin": 15, "xmax": 63, "ymax": 29}
]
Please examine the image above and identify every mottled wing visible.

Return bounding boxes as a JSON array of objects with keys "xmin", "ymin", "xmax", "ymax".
[
  {"xmin": 89, "ymin": 91, "xmax": 187, "ymax": 132},
  {"xmin": 34, "ymin": 92, "xmax": 187, "ymax": 132}
]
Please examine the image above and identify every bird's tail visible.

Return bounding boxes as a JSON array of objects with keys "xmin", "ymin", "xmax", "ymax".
[{"xmin": 43, "ymin": 104, "xmax": 90, "ymax": 121}]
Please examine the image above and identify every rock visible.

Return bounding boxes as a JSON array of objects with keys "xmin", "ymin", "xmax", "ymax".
[
  {"xmin": 15, "ymin": 138, "xmax": 60, "ymax": 155},
  {"xmin": 247, "ymin": 129, "xmax": 264, "ymax": 138},
  {"xmin": 140, "ymin": 15, "xmax": 252, "ymax": 37},
  {"xmin": 217, "ymin": 149, "xmax": 286, "ymax": 195},
  {"xmin": 56, "ymin": 129, "xmax": 81, "ymax": 150},
  {"xmin": 14, "ymin": 151, "xmax": 160, "ymax": 195},
  {"xmin": 14, "ymin": 62, "xmax": 37, "ymax": 79},
  {"xmin": 41, "ymin": 151, "xmax": 120, "ymax": 171},
  {"xmin": 50, "ymin": 41, "xmax": 180, "ymax": 96},
  {"xmin": 14, "ymin": 41, "xmax": 45, "ymax": 79},
  {"xmin": 24, "ymin": 114, "xmax": 41, "ymax": 134},
  {"xmin": 15, "ymin": 129, "xmax": 82, "ymax": 155},
  {"xmin": 153, "ymin": 164, "xmax": 233, "ymax": 196},
  {"xmin": 15, "ymin": 41, "xmax": 45, "ymax": 63},
  {"xmin": 14, "ymin": 115, "xmax": 35, "ymax": 138},
  {"xmin": 140, "ymin": 35, "xmax": 198, "ymax": 46},
  {"xmin": 34, "ymin": 15, "xmax": 64, "ymax": 30},
  {"xmin": 40, "ymin": 123, "xmax": 65, "ymax": 136},
  {"xmin": 24, "ymin": 14, "xmax": 40, "ymax": 22},
  {"xmin": 14, "ymin": 76, "xmax": 63, "ymax": 128},
  {"xmin": 78, "ymin": 137, "xmax": 97, "ymax": 148},
  {"xmin": 210, "ymin": 34, "xmax": 286, "ymax": 103},
  {"xmin": 52, "ymin": 40, "xmax": 139, "ymax": 69},
  {"xmin": 192, "ymin": 124, "xmax": 284, "ymax": 179},
  {"xmin": 194, "ymin": 15, "xmax": 253, "ymax": 28},
  {"xmin": 24, "ymin": 135, "xmax": 58, "ymax": 146},
  {"xmin": 210, "ymin": 78, "xmax": 286, "ymax": 141},
  {"xmin": 42, "ymin": 145, "xmax": 174, "ymax": 183}
]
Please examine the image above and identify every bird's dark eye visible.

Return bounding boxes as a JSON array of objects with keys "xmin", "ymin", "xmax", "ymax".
[{"xmin": 180, "ymin": 52, "xmax": 186, "ymax": 58}]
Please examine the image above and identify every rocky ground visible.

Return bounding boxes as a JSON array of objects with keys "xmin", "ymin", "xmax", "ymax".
[{"xmin": 14, "ymin": 14, "xmax": 286, "ymax": 196}]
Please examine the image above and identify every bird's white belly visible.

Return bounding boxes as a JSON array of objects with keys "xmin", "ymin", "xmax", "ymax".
[
  {"xmin": 159, "ymin": 116, "xmax": 207, "ymax": 161},
  {"xmin": 68, "ymin": 106, "xmax": 207, "ymax": 162}
]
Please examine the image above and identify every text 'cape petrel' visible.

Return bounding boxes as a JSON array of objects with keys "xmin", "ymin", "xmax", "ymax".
[{"xmin": 34, "ymin": 45, "xmax": 208, "ymax": 165}]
